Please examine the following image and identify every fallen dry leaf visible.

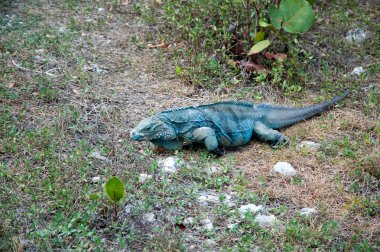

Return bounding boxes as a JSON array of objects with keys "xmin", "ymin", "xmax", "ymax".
[
  {"xmin": 155, "ymin": 146, "xmax": 166, "ymax": 154},
  {"xmin": 263, "ymin": 52, "xmax": 287, "ymax": 61},
  {"xmin": 240, "ymin": 60, "xmax": 268, "ymax": 73},
  {"xmin": 147, "ymin": 42, "xmax": 169, "ymax": 49},
  {"xmin": 122, "ymin": 0, "xmax": 129, "ymax": 6},
  {"xmin": 8, "ymin": 82, "xmax": 16, "ymax": 88}
]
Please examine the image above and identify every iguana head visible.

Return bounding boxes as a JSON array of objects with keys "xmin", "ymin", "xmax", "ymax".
[{"xmin": 130, "ymin": 116, "xmax": 176, "ymax": 141}]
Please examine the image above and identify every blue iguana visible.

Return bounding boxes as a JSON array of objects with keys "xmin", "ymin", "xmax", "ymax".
[{"xmin": 130, "ymin": 91, "xmax": 349, "ymax": 155}]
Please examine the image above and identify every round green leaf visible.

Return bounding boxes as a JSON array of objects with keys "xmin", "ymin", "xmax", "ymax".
[
  {"xmin": 280, "ymin": 0, "xmax": 315, "ymax": 33},
  {"xmin": 104, "ymin": 177, "xmax": 124, "ymax": 203},
  {"xmin": 259, "ymin": 19, "xmax": 270, "ymax": 28},
  {"xmin": 269, "ymin": 5, "xmax": 282, "ymax": 30},
  {"xmin": 247, "ymin": 40, "xmax": 271, "ymax": 55}
]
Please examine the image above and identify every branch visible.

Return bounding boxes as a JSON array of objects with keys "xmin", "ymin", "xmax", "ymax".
[{"xmin": 12, "ymin": 60, "xmax": 57, "ymax": 77}]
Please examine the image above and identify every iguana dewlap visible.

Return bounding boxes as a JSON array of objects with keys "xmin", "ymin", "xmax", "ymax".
[{"xmin": 130, "ymin": 91, "xmax": 349, "ymax": 155}]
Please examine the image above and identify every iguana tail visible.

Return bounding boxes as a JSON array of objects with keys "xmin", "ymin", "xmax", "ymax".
[{"xmin": 262, "ymin": 90, "xmax": 350, "ymax": 129}]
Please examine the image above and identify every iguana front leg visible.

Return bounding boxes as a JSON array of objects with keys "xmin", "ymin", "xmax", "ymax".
[
  {"xmin": 253, "ymin": 122, "xmax": 287, "ymax": 146},
  {"xmin": 189, "ymin": 127, "xmax": 224, "ymax": 156}
]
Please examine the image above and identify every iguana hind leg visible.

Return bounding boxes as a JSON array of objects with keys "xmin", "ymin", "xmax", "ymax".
[
  {"xmin": 253, "ymin": 122, "xmax": 287, "ymax": 147},
  {"xmin": 191, "ymin": 127, "xmax": 224, "ymax": 156}
]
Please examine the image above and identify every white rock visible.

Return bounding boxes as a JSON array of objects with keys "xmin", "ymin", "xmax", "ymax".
[
  {"xmin": 239, "ymin": 204, "xmax": 263, "ymax": 218},
  {"xmin": 345, "ymin": 28, "xmax": 368, "ymax": 43},
  {"xmin": 207, "ymin": 165, "xmax": 221, "ymax": 174},
  {"xmin": 345, "ymin": 9, "xmax": 354, "ymax": 16},
  {"xmin": 92, "ymin": 64, "xmax": 108, "ymax": 74},
  {"xmin": 197, "ymin": 194, "xmax": 219, "ymax": 205},
  {"xmin": 273, "ymin": 162, "xmax": 297, "ymax": 177},
  {"xmin": 183, "ymin": 217, "xmax": 194, "ymax": 225},
  {"xmin": 205, "ymin": 239, "xmax": 217, "ymax": 247},
  {"xmin": 300, "ymin": 208, "xmax": 318, "ymax": 217},
  {"xmin": 351, "ymin": 67, "xmax": 365, "ymax": 76},
  {"xmin": 89, "ymin": 151, "xmax": 110, "ymax": 162},
  {"xmin": 223, "ymin": 194, "xmax": 235, "ymax": 207},
  {"xmin": 123, "ymin": 204, "xmax": 134, "ymax": 215},
  {"xmin": 203, "ymin": 222, "xmax": 214, "ymax": 232},
  {"xmin": 201, "ymin": 218, "xmax": 213, "ymax": 231},
  {"xmin": 227, "ymin": 223, "xmax": 239, "ymax": 229},
  {"xmin": 143, "ymin": 212, "xmax": 156, "ymax": 223},
  {"xmin": 35, "ymin": 49, "xmax": 47, "ymax": 54},
  {"xmin": 91, "ymin": 176, "xmax": 101, "ymax": 183},
  {"xmin": 197, "ymin": 192, "xmax": 234, "ymax": 207},
  {"xmin": 138, "ymin": 173, "xmax": 152, "ymax": 183},
  {"xmin": 98, "ymin": 7, "xmax": 105, "ymax": 12},
  {"xmin": 255, "ymin": 214, "xmax": 277, "ymax": 227},
  {"xmin": 158, "ymin": 157, "xmax": 185, "ymax": 174},
  {"xmin": 298, "ymin": 141, "xmax": 321, "ymax": 150},
  {"xmin": 58, "ymin": 26, "xmax": 67, "ymax": 33}
]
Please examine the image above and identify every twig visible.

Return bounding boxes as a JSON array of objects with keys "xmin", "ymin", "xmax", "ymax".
[
  {"xmin": 270, "ymin": 26, "xmax": 282, "ymax": 44},
  {"xmin": 246, "ymin": 0, "xmax": 252, "ymax": 46},
  {"xmin": 12, "ymin": 60, "xmax": 57, "ymax": 77}
]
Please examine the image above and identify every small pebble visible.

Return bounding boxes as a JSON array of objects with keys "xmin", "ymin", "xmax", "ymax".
[
  {"xmin": 227, "ymin": 223, "xmax": 239, "ymax": 229},
  {"xmin": 91, "ymin": 176, "xmax": 101, "ymax": 183},
  {"xmin": 201, "ymin": 218, "xmax": 213, "ymax": 231},
  {"xmin": 138, "ymin": 173, "xmax": 152, "ymax": 183},
  {"xmin": 89, "ymin": 150, "xmax": 110, "ymax": 162},
  {"xmin": 300, "ymin": 208, "xmax": 318, "ymax": 217},
  {"xmin": 183, "ymin": 217, "xmax": 194, "ymax": 225},
  {"xmin": 298, "ymin": 141, "xmax": 321, "ymax": 150},
  {"xmin": 351, "ymin": 67, "xmax": 365, "ymax": 76}
]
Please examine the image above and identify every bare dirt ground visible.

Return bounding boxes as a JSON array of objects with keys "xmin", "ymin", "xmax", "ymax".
[{"xmin": 1, "ymin": 0, "xmax": 379, "ymax": 251}]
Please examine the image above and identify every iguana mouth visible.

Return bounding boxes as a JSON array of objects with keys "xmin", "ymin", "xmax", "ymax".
[{"xmin": 130, "ymin": 130, "xmax": 144, "ymax": 141}]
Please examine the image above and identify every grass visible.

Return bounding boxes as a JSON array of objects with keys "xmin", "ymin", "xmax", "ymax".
[{"xmin": 0, "ymin": 0, "xmax": 379, "ymax": 251}]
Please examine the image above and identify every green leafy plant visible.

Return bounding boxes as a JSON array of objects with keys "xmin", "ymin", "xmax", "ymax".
[
  {"xmin": 104, "ymin": 176, "xmax": 125, "ymax": 221},
  {"xmin": 157, "ymin": 0, "xmax": 315, "ymax": 89}
]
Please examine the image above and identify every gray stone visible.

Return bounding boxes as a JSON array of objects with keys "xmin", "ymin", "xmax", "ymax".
[{"xmin": 345, "ymin": 28, "xmax": 368, "ymax": 43}]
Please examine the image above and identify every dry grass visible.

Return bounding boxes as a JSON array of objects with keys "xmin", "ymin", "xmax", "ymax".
[{"xmin": 1, "ymin": 0, "xmax": 379, "ymax": 251}]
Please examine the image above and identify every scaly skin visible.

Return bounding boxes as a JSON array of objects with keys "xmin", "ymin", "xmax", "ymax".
[{"xmin": 130, "ymin": 91, "xmax": 349, "ymax": 155}]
